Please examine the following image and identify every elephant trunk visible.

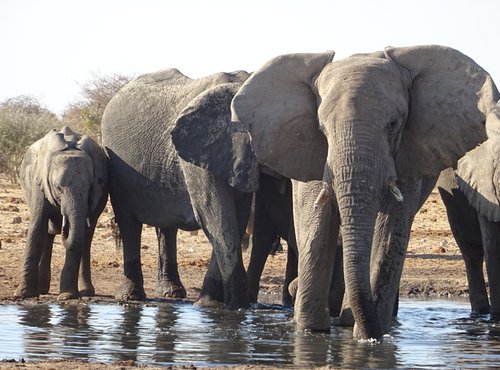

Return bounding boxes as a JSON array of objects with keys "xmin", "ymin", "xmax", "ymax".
[
  {"xmin": 60, "ymin": 189, "xmax": 89, "ymax": 294},
  {"xmin": 331, "ymin": 123, "xmax": 395, "ymax": 340}
]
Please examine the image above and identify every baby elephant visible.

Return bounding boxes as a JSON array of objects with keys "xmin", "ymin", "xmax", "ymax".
[{"xmin": 16, "ymin": 127, "xmax": 107, "ymax": 300}]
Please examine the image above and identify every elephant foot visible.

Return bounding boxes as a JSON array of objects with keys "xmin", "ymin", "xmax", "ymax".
[
  {"xmin": 282, "ymin": 293, "xmax": 294, "ymax": 307},
  {"xmin": 471, "ymin": 301, "xmax": 490, "ymax": 315},
  {"xmin": 195, "ymin": 295, "xmax": 224, "ymax": 309},
  {"xmin": 58, "ymin": 291, "xmax": 81, "ymax": 300},
  {"xmin": 115, "ymin": 279, "xmax": 146, "ymax": 301},
  {"xmin": 335, "ymin": 307, "xmax": 355, "ymax": 327},
  {"xmin": 38, "ymin": 278, "xmax": 51, "ymax": 295},
  {"xmin": 157, "ymin": 279, "xmax": 186, "ymax": 299},
  {"xmin": 79, "ymin": 286, "xmax": 96, "ymax": 297},
  {"xmin": 14, "ymin": 286, "xmax": 39, "ymax": 299}
]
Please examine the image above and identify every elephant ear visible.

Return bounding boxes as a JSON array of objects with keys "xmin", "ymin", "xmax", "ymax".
[
  {"xmin": 38, "ymin": 129, "xmax": 69, "ymax": 206},
  {"xmin": 486, "ymin": 101, "xmax": 500, "ymax": 137},
  {"xmin": 232, "ymin": 52, "xmax": 334, "ymax": 181},
  {"xmin": 171, "ymin": 82, "xmax": 259, "ymax": 193},
  {"xmin": 76, "ymin": 135, "xmax": 108, "ymax": 212},
  {"xmin": 385, "ymin": 45, "xmax": 499, "ymax": 183},
  {"xmin": 456, "ymin": 137, "xmax": 500, "ymax": 222}
]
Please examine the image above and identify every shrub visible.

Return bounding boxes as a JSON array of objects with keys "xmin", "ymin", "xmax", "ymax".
[
  {"xmin": 62, "ymin": 72, "xmax": 132, "ymax": 142},
  {"xmin": 0, "ymin": 95, "xmax": 60, "ymax": 183}
]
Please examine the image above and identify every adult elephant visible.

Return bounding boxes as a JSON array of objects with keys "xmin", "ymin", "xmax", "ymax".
[
  {"xmin": 442, "ymin": 101, "xmax": 500, "ymax": 317},
  {"xmin": 16, "ymin": 126, "xmax": 108, "ymax": 300},
  {"xmin": 230, "ymin": 46, "xmax": 499, "ymax": 339},
  {"xmin": 101, "ymin": 69, "xmax": 259, "ymax": 308}
]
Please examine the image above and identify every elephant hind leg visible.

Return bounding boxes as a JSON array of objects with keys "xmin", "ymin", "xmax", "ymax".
[{"xmin": 156, "ymin": 227, "xmax": 186, "ymax": 299}]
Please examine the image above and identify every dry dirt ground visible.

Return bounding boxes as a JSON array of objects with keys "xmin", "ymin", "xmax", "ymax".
[{"xmin": 0, "ymin": 175, "xmax": 473, "ymax": 369}]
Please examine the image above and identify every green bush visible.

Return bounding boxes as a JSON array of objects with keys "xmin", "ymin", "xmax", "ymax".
[{"xmin": 0, "ymin": 95, "xmax": 60, "ymax": 183}]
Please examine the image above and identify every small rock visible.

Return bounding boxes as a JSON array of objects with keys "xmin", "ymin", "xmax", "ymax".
[
  {"xmin": 141, "ymin": 245, "xmax": 149, "ymax": 250},
  {"xmin": 433, "ymin": 246, "xmax": 446, "ymax": 254},
  {"xmin": 419, "ymin": 208, "xmax": 428, "ymax": 213},
  {"xmin": 11, "ymin": 216, "xmax": 22, "ymax": 224}
]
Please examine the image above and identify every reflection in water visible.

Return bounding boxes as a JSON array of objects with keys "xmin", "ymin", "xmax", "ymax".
[{"xmin": 3, "ymin": 299, "xmax": 500, "ymax": 368}]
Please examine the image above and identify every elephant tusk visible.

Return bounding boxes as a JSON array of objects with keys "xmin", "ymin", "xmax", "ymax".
[
  {"xmin": 62, "ymin": 216, "xmax": 67, "ymax": 229},
  {"xmin": 388, "ymin": 182, "xmax": 404, "ymax": 202},
  {"xmin": 86, "ymin": 218, "xmax": 91, "ymax": 228},
  {"xmin": 314, "ymin": 183, "xmax": 330, "ymax": 210}
]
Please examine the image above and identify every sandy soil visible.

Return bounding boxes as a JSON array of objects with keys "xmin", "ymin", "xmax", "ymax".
[{"xmin": 0, "ymin": 175, "xmax": 472, "ymax": 369}]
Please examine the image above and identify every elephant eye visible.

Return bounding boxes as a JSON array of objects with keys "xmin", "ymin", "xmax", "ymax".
[{"xmin": 388, "ymin": 120, "xmax": 399, "ymax": 132}]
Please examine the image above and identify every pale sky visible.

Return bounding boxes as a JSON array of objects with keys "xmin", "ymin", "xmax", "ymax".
[{"xmin": 1, "ymin": 0, "xmax": 499, "ymax": 115}]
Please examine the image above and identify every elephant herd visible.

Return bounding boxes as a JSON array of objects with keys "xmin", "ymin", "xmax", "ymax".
[{"xmin": 14, "ymin": 45, "xmax": 500, "ymax": 341}]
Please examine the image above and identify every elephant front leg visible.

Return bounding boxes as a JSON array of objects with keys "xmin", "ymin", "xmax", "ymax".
[
  {"xmin": 15, "ymin": 204, "xmax": 49, "ymax": 298},
  {"xmin": 78, "ymin": 220, "xmax": 97, "ymax": 297},
  {"xmin": 184, "ymin": 163, "xmax": 251, "ymax": 309},
  {"xmin": 292, "ymin": 180, "xmax": 340, "ymax": 332},
  {"xmin": 479, "ymin": 216, "xmax": 500, "ymax": 318},
  {"xmin": 369, "ymin": 180, "xmax": 425, "ymax": 334},
  {"xmin": 156, "ymin": 227, "xmax": 186, "ymax": 299},
  {"xmin": 59, "ymin": 247, "xmax": 84, "ymax": 300},
  {"xmin": 114, "ymin": 214, "xmax": 146, "ymax": 301},
  {"xmin": 38, "ymin": 234, "xmax": 55, "ymax": 294}
]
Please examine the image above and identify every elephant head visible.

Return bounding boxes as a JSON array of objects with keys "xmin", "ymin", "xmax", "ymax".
[
  {"xmin": 37, "ymin": 127, "xmax": 107, "ymax": 247},
  {"xmin": 456, "ymin": 101, "xmax": 500, "ymax": 221},
  {"xmin": 231, "ymin": 46, "xmax": 499, "ymax": 339}
]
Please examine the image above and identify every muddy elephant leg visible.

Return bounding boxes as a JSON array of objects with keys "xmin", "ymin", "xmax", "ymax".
[
  {"xmin": 114, "ymin": 213, "xmax": 145, "ymax": 301},
  {"xmin": 156, "ymin": 227, "xmax": 186, "ymax": 298},
  {"xmin": 183, "ymin": 162, "xmax": 251, "ymax": 309},
  {"xmin": 292, "ymin": 180, "xmax": 340, "ymax": 332},
  {"xmin": 438, "ymin": 168, "xmax": 489, "ymax": 314},
  {"xmin": 479, "ymin": 216, "xmax": 500, "ymax": 317},
  {"xmin": 197, "ymin": 250, "xmax": 225, "ymax": 307},
  {"xmin": 369, "ymin": 180, "xmax": 424, "ymax": 335},
  {"xmin": 16, "ymin": 196, "xmax": 50, "ymax": 298},
  {"xmin": 38, "ymin": 233, "xmax": 55, "ymax": 294},
  {"xmin": 246, "ymin": 196, "xmax": 278, "ymax": 304}
]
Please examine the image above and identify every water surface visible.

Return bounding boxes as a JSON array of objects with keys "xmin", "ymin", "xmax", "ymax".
[{"xmin": 1, "ymin": 298, "xmax": 500, "ymax": 368}]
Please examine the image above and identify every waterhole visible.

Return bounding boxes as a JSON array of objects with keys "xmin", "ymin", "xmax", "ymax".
[{"xmin": 1, "ymin": 298, "xmax": 500, "ymax": 368}]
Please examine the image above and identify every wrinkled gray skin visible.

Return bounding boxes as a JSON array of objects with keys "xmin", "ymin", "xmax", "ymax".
[
  {"xmin": 16, "ymin": 127, "xmax": 107, "ymax": 300},
  {"xmin": 246, "ymin": 172, "xmax": 298, "ymax": 306},
  {"xmin": 445, "ymin": 101, "xmax": 500, "ymax": 317},
  {"xmin": 231, "ymin": 46, "xmax": 499, "ymax": 339},
  {"xmin": 101, "ymin": 69, "xmax": 259, "ymax": 308}
]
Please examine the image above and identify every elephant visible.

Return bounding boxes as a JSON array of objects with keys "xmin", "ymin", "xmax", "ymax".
[
  {"xmin": 246, "ymin": 172, "xmax": 298, "ymax": 306},
  {"xmin": 15, "ymin": 126, "xmax": 108, "ymax": 300},
  {"xmin": 101, "ymin": 68, "xmax": 259, "ymax": 308},
  {"xmin": 440, "ymin": 101, "xmax": 500, "ymax": 317},
  {"xmin": 229, "ymin": 45, "xmax": 499, "ymax": 339}
]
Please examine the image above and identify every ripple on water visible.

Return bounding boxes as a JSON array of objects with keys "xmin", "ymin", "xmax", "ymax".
[{"xmin": 1, "ymin": 298, "xmax": 500, "ymax": 368}]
